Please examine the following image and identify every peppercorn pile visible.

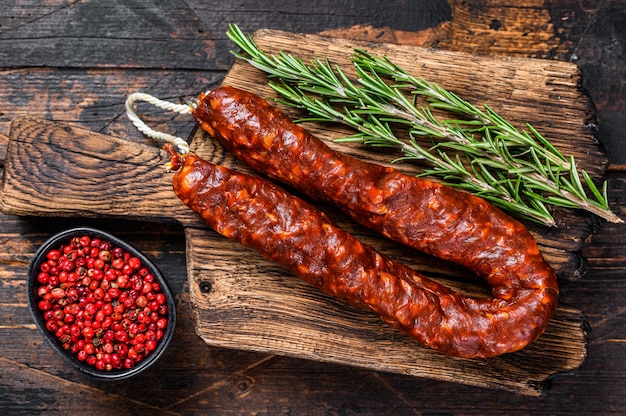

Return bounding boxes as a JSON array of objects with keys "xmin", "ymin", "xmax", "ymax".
[{"xmin": 34, "ymin": 235, "xmax": 169, "ymax": 372}]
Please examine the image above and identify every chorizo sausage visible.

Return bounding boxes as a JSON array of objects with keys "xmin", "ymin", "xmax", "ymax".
[
  {"xmin": 166, "ymin": 141, "xmax": 556, "ymax": 358},
  {"xmin": 188, "ymin": 85, "xmax": 559, "ymax": 358}
]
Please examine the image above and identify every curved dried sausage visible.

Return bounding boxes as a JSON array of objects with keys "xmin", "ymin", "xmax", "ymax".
[
  {"xmin": 188, "ymin": 86, "xmax": 559, "ymax": 358},
  {"xmin": 166, "ymin": 145, "xmax": 556, "ymax": 358}
]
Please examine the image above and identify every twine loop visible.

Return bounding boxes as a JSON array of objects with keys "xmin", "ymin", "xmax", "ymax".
[{"xmin": 125, "ymin": 92, "xmax": 193, "ymax": 154}]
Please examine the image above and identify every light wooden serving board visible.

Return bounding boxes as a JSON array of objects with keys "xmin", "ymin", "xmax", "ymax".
[{"xmin": 1, "ymin": 30, "xmax": 603, "ymax": 395}]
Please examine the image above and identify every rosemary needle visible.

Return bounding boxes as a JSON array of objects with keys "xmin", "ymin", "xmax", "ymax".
[{"xmin": 226, "ymin": 24, "xmax": 622, "ymax": 227}]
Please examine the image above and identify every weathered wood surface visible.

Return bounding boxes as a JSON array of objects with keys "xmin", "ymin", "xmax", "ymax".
[
  {"xmin": 1, "ymin": 113, "xmax": 587, "ymax": 395},
  {"xmin": 1, "ymin": 0, "xmax": 626, "ymax": 414}
]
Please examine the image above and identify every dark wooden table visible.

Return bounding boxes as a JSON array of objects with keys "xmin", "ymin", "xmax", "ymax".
[{"xmin": 1, "ymin": 1, "xmax": 625, "ymax": 414}]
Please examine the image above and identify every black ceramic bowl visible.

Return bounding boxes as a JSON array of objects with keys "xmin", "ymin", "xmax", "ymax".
[{"xmin": 27, "ymin": 227, "xmax": 176, "ymax": 380}]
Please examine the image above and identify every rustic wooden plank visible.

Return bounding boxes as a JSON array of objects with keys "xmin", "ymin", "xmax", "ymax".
[
  {"xmin": 436, "ymin": 0, "xmax": 562, "ymax": 58},
  {"xmin": 2, "ymin": 114, "xmax": 587, "ymax": 395},
  {"xmin": 425, "ymin": 0, "xmax": 626, "ymax": 169},
  {"xmin": 0, "ymin": 0, "xmax": 226, "ymax": 70},
  {"xmin": 0, "ymin": 1, "xmax": 624, "ymax": 413},
  {"xmin": 183, "ymin": 30, "xmax": 612, "ymax": 393},
  {"xmin": 581, "ymin": 174, "xmax": 626, "ymax": 278},
  {"xmin": 0, "ymin": 116, "xmax": 194, "ymax": 223},
  {"xmin": 0, "ymin": 68, "xmax": 222, "ymax": 153},
  {"xmin": 0, "ymin": 0, "xmax": 449, "ymax": 70},
  {"xmin": 187, "ymin": 222, "xmax": 587, "ymax": 396},
  {"xmin": 3, "ymin": 28, "xmax": 603, "ymax": 396}
]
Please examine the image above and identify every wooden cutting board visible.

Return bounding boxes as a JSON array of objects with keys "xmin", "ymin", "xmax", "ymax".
[{"xmin": 1, "ymin": 30, "xmax": 601, "ymax": 395}]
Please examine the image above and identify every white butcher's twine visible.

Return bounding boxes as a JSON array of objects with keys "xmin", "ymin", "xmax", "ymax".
[{"xmin": 125, "ymin": 92, "xmax": 193, "ymax": 154}]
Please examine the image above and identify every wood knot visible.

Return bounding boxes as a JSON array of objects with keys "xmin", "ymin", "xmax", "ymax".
[
  {"xmin": 231, "ymin": 375, "xmax": 255, "ymax": 399},
  {"xmin": 489, "ymin": 19, "xmax": 502, "ymax": 30},
  {"xmin": 199, "ymin": 280, "xmax": 212, "ymax": 294}
]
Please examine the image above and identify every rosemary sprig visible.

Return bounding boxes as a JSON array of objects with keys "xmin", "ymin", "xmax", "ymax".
[
  {"xmin": 226, "ymin": 24, "xmax": 622, "ymax": 226},
  {"xmin": 270, "ymin": 81, "xmax": 550, "ymax": 223}
]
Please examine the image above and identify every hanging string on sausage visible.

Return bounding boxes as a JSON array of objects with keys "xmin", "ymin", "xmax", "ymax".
[{"xmin": 125, "ymin": 92, "xmax": 197, "ymax": 155}]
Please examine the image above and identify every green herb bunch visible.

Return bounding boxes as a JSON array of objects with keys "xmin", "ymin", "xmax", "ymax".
[{"xmin": 226, "ymin": 24, "xmax": 621, "ymax": 227}]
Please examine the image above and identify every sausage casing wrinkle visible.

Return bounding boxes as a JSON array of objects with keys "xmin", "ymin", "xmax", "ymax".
[{"xmin": 188, "ymin": 86, "xmax": 560, "ymax": 358}]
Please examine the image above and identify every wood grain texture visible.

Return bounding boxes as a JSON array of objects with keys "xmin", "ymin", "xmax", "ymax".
[
  {"xmin": 0, "ymin": 68, "xmax": 222, "ymax": 163},
  {"xmin": 435, "ymin": 0, "xmax": 561, "ymax": 58},
  {"xmin": 0, "ymin": 28, "xmax": 607, "ymax": 398},
  {"xmin": 0, "ymin": 0, "xmax": 447, "ymax": 70},
  {"xmin": 2, "ymin": 110, "xmax": 588, "ymax": 394},
  {"xmin": 1, "ymin": 0, "xmax": 625, "ymax": 412},
  {"xmin": 187, "ymin": 223, "xmax": 588, "ymax": 395},
  {"xmin": 426, "ymin": 0, "xmax": 626, "ymax": 169},
  {"xmin": 0, "ymin": 214, "xmax": 283, "ymax": 416},
  {"xmin": 0, "ymin": 116, "xmax": 196, "ymax": 224},
  {"xmin": 182, "ymin": 30, "xmax": 608, "ymax": 395}
]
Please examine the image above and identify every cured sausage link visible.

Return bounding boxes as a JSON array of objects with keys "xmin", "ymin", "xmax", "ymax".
[
  {"xmin": 166, "ymin": 144, "xmax": 556, "ymax": 358},
  {"xmin": 189, "ymin": 86, "xmax": 560, "ymax": 357}
]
